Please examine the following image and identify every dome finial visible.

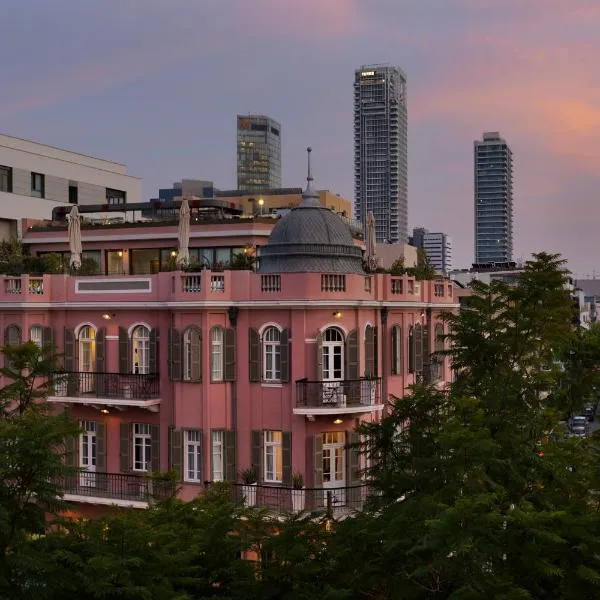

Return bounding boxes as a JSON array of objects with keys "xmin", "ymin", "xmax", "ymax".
[
  {"xmin": 300, "ymin": 146, "xmax": 321, "ymax": 207},
  {"xmin": 306, "ymin": 146, "xmax": 313, "ymax": 186}
]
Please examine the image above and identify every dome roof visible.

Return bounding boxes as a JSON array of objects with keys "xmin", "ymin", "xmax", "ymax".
[{"xmin": 259, "ymin": 148, "xmax": 364, "ymax": 274}]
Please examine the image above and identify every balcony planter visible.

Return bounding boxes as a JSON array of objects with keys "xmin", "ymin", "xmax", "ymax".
[
  {"xmin": 291, "ymin": 472, "xmax": 305, "ymax": 512},
  {"xmin": 240, "ymin": 468, "xmax": 258, "ymax": 507}
]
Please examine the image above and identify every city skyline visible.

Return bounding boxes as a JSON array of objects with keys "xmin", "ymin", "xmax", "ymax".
[{"xmin": 1, "ymin": 1, "xmax": 599, "ymax": 274}]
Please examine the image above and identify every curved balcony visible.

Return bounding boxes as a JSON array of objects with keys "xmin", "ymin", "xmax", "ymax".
[{"xmin": 294, "ymin": 378, "xmax": 383, "ymax": 417}]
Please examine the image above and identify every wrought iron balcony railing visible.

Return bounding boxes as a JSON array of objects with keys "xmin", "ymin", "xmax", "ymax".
[
  {"xmin": 51, "ymin": 371, "xmax": 160, "ymax": 400},
  {"xmin": 295, "ymin": 378, "xmax": 382, "ymax": 410}
]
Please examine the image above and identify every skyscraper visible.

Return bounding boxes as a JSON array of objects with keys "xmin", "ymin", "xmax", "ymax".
[
  {"xmin": 474, "ymin": 132, "xmax": 514, "ymax": 264},
  {"xmin": 410, "ymin": 227, "xmax": 453, "ymax": 274},
  {"xmin": 354, "ymin": 65, "xmax": 408, "ymax": 244},
  {"xmin": 237, "ymin": 115, "xmax": 281, "ymax": 192}
]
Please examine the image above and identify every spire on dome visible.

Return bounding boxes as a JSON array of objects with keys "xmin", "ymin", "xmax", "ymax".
[{"xmin": 300, "ymin": 146, "xmax": 321, "ymax": 207}]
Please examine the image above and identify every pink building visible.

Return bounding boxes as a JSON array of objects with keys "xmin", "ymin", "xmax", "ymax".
[{"xmin": 4, "ymin": 164, "xmax": 457, "ymax": 517}]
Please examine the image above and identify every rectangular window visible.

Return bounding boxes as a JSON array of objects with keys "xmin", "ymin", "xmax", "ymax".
[
  {"xmin": 212, "ymin": 430, "xmax": 224, "ymax": 482},
  {"xmin": 31, "ymin": 172, "xmax": 45, "ymax": 198},
  {"xmin": 263, "ymin": 430, "xmax": 282, "ymax": 483},
  {"xmin": 0, "ymin": 166, "xmax": 12, "ymax": 193},
  {"xmin": 106, "ymin": 188, "xmax": 126, "ymax": 205},
  {"xmin": 133, "ymin": 423, "xmax": 151, "ymax": 471},
  {"xmin": 184, "ymin": 430, "xmax": 202, "ymax": 483},
  {"xmin": 68, "ymin": 185, "xmax": 78, "ymax": 204},
  {"xmin": 211, "ymin": 328, "xmax": 224, "ymax": 381},
  {"xmin": 30, "ymin": 325, "xmax": 43, "ymax": 348}
]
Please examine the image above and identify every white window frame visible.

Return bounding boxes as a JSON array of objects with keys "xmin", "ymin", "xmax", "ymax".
[
  {"xmin": 183, "ymin": 327, "xmax": 200, "ymax": 381},
  {"xmin": 184, "ymin": 429, "xmax": 202, "ymax": 483},
  {"xmin": 78, "ymin": 324, "xmax": 96, "ymax": 372},
  {"xmin": 132, "ymin": 325, "xmax": 150, "ymax": 374},
  {"xmin": 262, "ymin": 326, "xmax": 281, "ymax": 382},
  {"xmin": 29, "ymin": 325, "xmax": 43, "ymax": 348},
  {"xmin": 322, "ymin": 327, "xmax": 345, "ymax": 381},
  {"xmin": 263, "ymin": 430, "xmax": 282, "ymax": 483},
  {"xmin": 211, "ymin": 327, "xmax": 224, "ymax": 382},
  {"xmin": 212, "ymin": 430, "xmax": 224, "ymax": 482},
  {"xmin": 133, "ymin": 423, "xmax": 151, "ymax": 472}
]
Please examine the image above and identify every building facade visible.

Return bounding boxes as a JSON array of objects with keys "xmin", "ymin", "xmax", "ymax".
[
  {"xmin": 0, "ymin": 133, "xmax": 141, "ymax": 239},
  {"xmin": 353, "ymin": 65, "xmax": 408, "ymax": 245},
  {"xmin": 5, "ymin": 166, "xmax": 456, "ymax": 518},
  {"xmin": 474, "ymin": 132, "xmax": 514, "ymax": 264},
  {"xmin": 410, "ymin": 227, "xmax": 453, "ymax": 274},
  {"xmin": 237, "ymin": 115, "xmax": 282, "ymax": 192}
]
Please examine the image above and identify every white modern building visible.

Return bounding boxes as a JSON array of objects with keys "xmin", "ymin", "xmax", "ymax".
[
  {"xmin": 410, "ymin": 227, "xmax": 452, "ymax": 274},
  {"xmin": 354, "ymin": 65, "xmax": 408, "ymax": 245},
  {"xmin": 0, "ymin": 134, "xmax": 141, "ymax": 238}
]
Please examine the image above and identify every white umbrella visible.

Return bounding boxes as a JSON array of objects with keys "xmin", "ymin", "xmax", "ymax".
[
  {"xmin": 176, "ymin": 199, "xmax": 191, "ymax": 268},
  {"xmin": 67, "ymin": 206, "xmax": 82, "ymax": 269},
  {"xmin": 365, "ymin": 211, "xmax": 378, "ymax": 270}
]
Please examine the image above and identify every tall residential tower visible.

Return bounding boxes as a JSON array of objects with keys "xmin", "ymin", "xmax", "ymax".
[
  {"xmin": 474, "ymin": 132, "xmax": 513, "ymax": 264},
  {"xmin": 354, "ymin": 65, "xmax": 408, "ymax": 244},
  {"xmin": 237, "ymin": 115, "xmax": 281, "ymax": 192}
]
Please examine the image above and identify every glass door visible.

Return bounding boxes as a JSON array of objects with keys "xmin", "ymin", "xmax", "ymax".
[
  {"xmin": 322, "ymin": 432, "xmax": 346, "ymax": 506},
  {"xmin": 80, "ymin": 420, "xmax": 97, "ymax": 487}
]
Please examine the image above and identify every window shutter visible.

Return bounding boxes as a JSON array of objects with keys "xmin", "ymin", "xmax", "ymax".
[
  {"xmin": 168, "ymin": 328, "xmax": 182, "ymax": 381},
  {"xmin": 280, "ymin": 328, "xmax": 290, "ymax": 383},
  {"xmin": 118, "ymin": 327, "xmax": 130, "ymax": 374},
  {"xmin": 197, "ymin": 429, "xmax": 204, "ymax": 483},
  {"xmin": 313, "ymin": 434, "xmax": 323, "ymax": 487},
  {"xmin": 414, "ymin": 323, "xmax": 423, "ymax": 374},
  {"xmin": 248, "ymin": 328, "xmax": 260, "ymax": 382},
  {"xmin": 95, "ymin": 328, "xmax": 106, "ymax": 372},
  {"xmin": 5, "ymin": 324, "xmax": 22, "ymax": 346},
  {"xmin": 251, "ymin": 430, "xmax": 262, "ymax": 483},
  {"xmin": 347, "ymin": 431, "xmax": 362, "ymax": 506},
  {"xmin": 150, "ymin": 425, "xmax": 160, "ymax": 473},
  {"xmin": 223, "ymin": 327, "xmax": 236, "ymax": 382},
  {"xmin": 42, "ymin": 326, "xmax": 54, "ymax": 349},
  {"xmin": 364, "ymin": 325, "xmax": 375, "ymax": 378},
  {"xmin": 225, "ymin": 430, "xmax": 236, "ymax": 481},
  {"xmin": 120, "ymin": 423, "xmax": 131, "ymax": 472},
  {"xmin": 63, "ymin": 328, "xmax": 75, "ymax": 371},
  {"xmin": 96, "ymin": 422, "xmax": 106, "ymax": 472},
  {"xmin": 316, "ymin": 330, "xmax": 323, "ymax": 380},
  {"xmin": 422, "ymin": 323, "xmax": 431, "ymax": 382},
  {"xmin": 149, "ymin": 329, "xmax": 158, "ymax": 374},
  {"xmin": 282, "ymin": 431, "xmax": 292, "ymax": 485},
  {"xmin": 169, "ymin": 427, "xmax": 183, "ymax": 479},
  {"xmin": 408, "ymin": 326, "xmax": 415, "ymax": 373},
  {"xmin": 64, "ymin": 432, "xmax": 79, "ymax": 467},
  {"xmin": 191, "ymin": 328, "xmax": 202, "ymax": 382},
  {"xmin": 373, "ymin": 326, "xmax": 379, "ymax": 377},
  {"xmin": 346, "ymin": 329, "xmax": 359, "ymax": 380},
  {"xmin": 391, "ymin": 325, "xmax": 398, "ymax": 375}
]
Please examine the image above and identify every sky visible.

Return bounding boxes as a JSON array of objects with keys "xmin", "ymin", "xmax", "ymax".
[{"xmin": 1, "ymin": 0, "xmax": 599, "ymax": 276}]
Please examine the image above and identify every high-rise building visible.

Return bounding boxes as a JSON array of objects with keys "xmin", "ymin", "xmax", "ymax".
[
  {"xmin": 474, "ymin": 132, "xmax": 513, "ymax": 264},
  {"xmin": 354, "ymin": 65, "xmax": 408, "ymax": 244},
  {"xmin": 237, "ymin": 115, "xmax": 281, "ymax": 192},
  {"xmin": 410, "ymin": 227, "xmax": 453, "ymax": 274}
]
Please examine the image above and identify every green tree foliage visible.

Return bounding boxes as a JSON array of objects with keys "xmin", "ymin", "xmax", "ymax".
[{"xmin": 0, "ymin": 342, "xmax": 80, "ymax": 597}]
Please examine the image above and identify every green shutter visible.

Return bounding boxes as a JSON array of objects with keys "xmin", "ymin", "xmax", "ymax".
[
  {"xmin": 391, "ymin": 325, "xmax": 398, "ymax": 375},
  {"xmin": 63, "ymin": 328, "xmax": 75, "ymax": 371},
  {"xmin": 42, "ymin": 326, "xmax": 53, "ymax": 349},
  {"xmin": 280, "ymin": 328, "xmax": 290, "ymax": 383},
  {"xmin": 191, "ymin": 327, "xmax": 202, "ymax": 382},
  {"xmin": 64, "ymin": 432, "xmax": 79, "ymax": 467},
  {"xmin": 282, "ymin": 432, "xmax": 292, "ymax": 485},
  {"xmin": 223, "ymin": 327, "xmax": 236, "ymax": 382},
  {"xmin": 408, "ymin": 326, "xmax": 415, "ymax": 373},
  {"xmin": 96, "ymin": 328, "xmax": 106, "ymax": 396},
  {"xmin": 347, "ymin": 431, "xmax": 361, "ymax": 505},
  {"xmin": 415, "ymin": 323, "xmax": 423, "ymax": 374},
  {"xmin": 373, "ymin": 326, "xmax": 379, "ymax": 377},
  {"xmin": 169, "ymin": 328, "xmax": 182, "ymax": 381},
  {"xmin": 316, "ymin": 330, "xmax": 323, "ymax": 380},
  {"xmin": 169, "ymin": 428, "xmax": 183, "ymax": 479},
  {"xmin": 118, "ymin": 327, "xmax": 130, "ymax": 374},
  {"xmin": 120, "ymin": 423, "xmax": 131, "ymax": 472},
  {"xmin": 364, "ymin": 325, "xmax": 375, "ymax": 378},
  {"xmin": 248, "ymin": 328, "xmax": 260, "ymax": 382},
  {"xmin": 313, "ymin": 434, "xmax": 323, "ymax": 487},
  {"xmin": 96, "ymin": 422, "xmax": 106, "ymax": 472},
  {"xmin": 346, "ymin": 329, "xmax": 359, "ymax": 380},
  {"xmin": 251, "ymin": 430, "xmax": 262, "ymax": 483},
  {"xmin": 149, "ymin": 329, "xmax": 158, "ymax": 374},
  {"xmin": 150, "ymin": 425, "xmax": 160, "ymax": 473},
  {"xmin": 225, "ymin": 430, "xmax": 236, "ymax": 481}
]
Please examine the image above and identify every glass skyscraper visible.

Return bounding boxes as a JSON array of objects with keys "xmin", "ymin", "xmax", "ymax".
[
  {"xmin": 237, "ymin": 115, "xmax": 281, "ymax": 192},
  {"xmin": 474, "ymin": 132, "xmax": 514, "ymax": 264},
  {"xmin": 354, "ymin": 65, "xmax": 408, "ymax": 244}
]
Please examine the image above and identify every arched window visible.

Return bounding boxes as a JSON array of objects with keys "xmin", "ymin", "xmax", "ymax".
[
  {"xmin": 78, "ymin": 325, "xmax": 96, "ymax": 372},
  {"xmin": 322, "ymin": 327, "xmax": 344, "ymax": 381},
  {"xmin": 263, "ymin": 326, "xmax": 281, "ymax": 381},
  {"xmin": 183, "ymin": 326, "xmax": 202, "ymax": 381},
  {"xmin": 211, "ymin": 326, "xmax": 224, "ymax": 382},
  {"xmin": 30, "ymin": 325, "xmax": 43, "ymax": 348},
  {"xmin": 132, "ymin": 325, "xmax": 150, "ymax": 374}
]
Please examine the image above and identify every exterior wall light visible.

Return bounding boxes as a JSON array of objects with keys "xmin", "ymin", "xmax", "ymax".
[
  {"xmin": 332, "ymin": 311, "xmax": 343, "ymax": 319},
  {"xmin": 333, "ymin": 418, "xmax": 343, "ymax": 425},
  {"xmin": 102, "ymin": 313, "xmax": 115, "ymax": 320}
]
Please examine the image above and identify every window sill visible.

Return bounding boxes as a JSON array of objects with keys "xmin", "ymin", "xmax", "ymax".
[
  {"xmin": 183, "ymin": 479, "xmax": 203, "ymax": 485},
  {"xmin": 262, "ymin": 481, "xmax": 283, "ymax": 486},
  {"xmin": 261, "ymin": 382, "xmax": 283, "ymax": 388}
]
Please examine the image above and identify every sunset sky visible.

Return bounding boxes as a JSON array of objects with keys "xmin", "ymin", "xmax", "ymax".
[{"xmin": 2, "ymin": 0, "xmax": 599, "ymax": 275}]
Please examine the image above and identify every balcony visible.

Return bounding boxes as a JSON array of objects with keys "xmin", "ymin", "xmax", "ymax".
[
  {"xmin": 61, "ymin": 471, "xmax": 175, "ymax": 508},
  {"xmin": 224, "ymin": 483, "xmax": 371, "ymax": 518},
  {"xmin": 294, "ymin": 378, "xmax": 383, "ymax": 416},
  {"xmin": 48, "ymin": 372, "xmax": 160, "ymax": 412}
]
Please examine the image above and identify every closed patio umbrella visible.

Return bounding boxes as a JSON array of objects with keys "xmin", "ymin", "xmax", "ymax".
[
  {"xmin": 176, "ymin": 199, "xmax": 191, "ymax": 268},
  {"xmin": 365, "ymin": 211, "xmax": 378, "ymax": 271},
  {"xmin": 68, "ymin": 205, "xmax": 82, "ymax": 269}
]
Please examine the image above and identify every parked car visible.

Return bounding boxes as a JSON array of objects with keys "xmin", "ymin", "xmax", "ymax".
[
  {"xmin": 585, "ymin": 405, "xmax": 595, "ymax": 422},
  {"xmin": 570, "ymin": 416, "xmax": 589, "ymax": 438}
]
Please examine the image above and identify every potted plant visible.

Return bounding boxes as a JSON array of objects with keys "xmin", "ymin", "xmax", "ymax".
[
  {"xmin": 240, "ymin": 467, "xmax": 258, "ymax": 507},
  {"xmin": 291, "ymin": 471, "xmax": 305, "ymax": 513}
]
